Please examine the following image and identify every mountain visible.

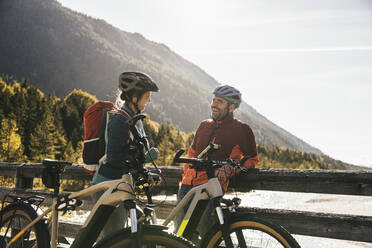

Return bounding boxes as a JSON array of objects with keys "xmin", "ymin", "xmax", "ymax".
[{"xmin": 0, "ymin": 0, "xmax": 322, "ymax": 155}]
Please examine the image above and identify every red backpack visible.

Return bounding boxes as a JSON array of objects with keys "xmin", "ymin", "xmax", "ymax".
[{"xmin": 82, "ymin": 101, "xmax": 130, "ymax": 176}]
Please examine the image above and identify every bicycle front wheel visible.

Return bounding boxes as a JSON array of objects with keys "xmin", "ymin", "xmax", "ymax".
[
  {"xmin": 201, "ymin": 214, "xmax": 300, "ymax": 248},
  {"xmin": 0, "ymin": 202, "xmax": 50, "ymax": 248},
  {"xmin": 93, "ymin": 225, "xmax": 196, "ymax": 248}
]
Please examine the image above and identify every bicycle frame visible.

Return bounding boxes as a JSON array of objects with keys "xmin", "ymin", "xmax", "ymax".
[
  {"xmin": 161, "ymin": 147, "xmax": 250, "ymax": 247},
  {"xmin": 162, "ymin": 177, "xmax": 224, "ymax": 239},
  {"xmin": 6, "ymin": 173, "xmax": 139, "ymax": 248}
]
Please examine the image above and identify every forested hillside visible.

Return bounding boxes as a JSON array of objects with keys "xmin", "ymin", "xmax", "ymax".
[
  {"xmin": 0, "ymin": 78, "xmax": 360, "ymax": 170},
  {"xmin": 0, "ymin": 78, "xmax": 193, "ymax": 164},
  {"xmin": 0, "ymin": 0, "xmax": 322, "ymax": 155}
]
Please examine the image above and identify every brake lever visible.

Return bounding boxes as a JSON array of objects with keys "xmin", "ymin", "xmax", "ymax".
[
  {"xmin": 225, "ymin": 158, "xmax": 250, "ymax": 173},
  {"xmin": 226, "ymin": 158, "xmax": 238, "ymax": 167}
]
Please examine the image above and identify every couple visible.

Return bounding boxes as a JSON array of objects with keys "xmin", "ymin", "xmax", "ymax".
[{"xmin": 92, "ymin": 71, "xmax": 259, "ymax": 239}]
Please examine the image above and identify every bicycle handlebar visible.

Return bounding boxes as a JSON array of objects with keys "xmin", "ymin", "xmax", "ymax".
[{"xmin": 173, "ymin": 149, "xmax": 254, "ymax": 172}]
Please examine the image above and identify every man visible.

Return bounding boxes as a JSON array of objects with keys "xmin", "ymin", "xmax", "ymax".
[{"xmin": 177, "ymin": 84, "xmax": 259, "ymax": 238}]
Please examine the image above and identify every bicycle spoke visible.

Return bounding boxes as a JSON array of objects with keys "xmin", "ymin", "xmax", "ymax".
[{"xmin": 0, "ymin": 205, "xmax": 47, "ymax": 248}]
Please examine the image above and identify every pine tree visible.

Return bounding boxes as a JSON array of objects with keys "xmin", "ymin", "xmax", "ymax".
[
  {"xmin": 13, "ymin": 81, "xmax": 46, "ymax": 158},
  {"xmin": 59, "ymin": 89, "xmax": 97, "ymax": 149},
  {"xmin": 63, "ymin": 141, "xmax": 83, "ymax": 163},
  {"xmin": 29, "ymin": 107, "xmax": 57, "ymax": 161},
  {"xmin": 172, "ymin": 130, "xmax": 185, "ymax": 152},
  {"xmin": 0, "ymin": 78, "xmax": 12, "ymax": 116},
  {"xmin": 157, "ymin": 138, "xmax": 174, "ymax": 165}
]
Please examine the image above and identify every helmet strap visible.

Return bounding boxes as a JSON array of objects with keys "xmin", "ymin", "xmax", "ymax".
[
  {"xmin": 125, "ymin": 98, "xmax": 140, "ymax": 115},
  {"xmin": 133, "ymin": 102, "xmax": 141, "ymax": 114},
  {"xmin": 133, "ymin": 92, "xmax": 144, "ymax": 114},
  {"xmin": 125, "ymin": 91, "xmax": 144, "ymax": 115}
]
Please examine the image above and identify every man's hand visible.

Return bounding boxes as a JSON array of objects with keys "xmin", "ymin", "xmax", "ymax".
[{"xmin": 215, "ymin": 165, "xmax": 235, "ymax": 182}]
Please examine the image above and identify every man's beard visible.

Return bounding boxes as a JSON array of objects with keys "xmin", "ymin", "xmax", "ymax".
[{"xmin": 211, "ymin": 106, "xmax": 229, "ymax": 121}]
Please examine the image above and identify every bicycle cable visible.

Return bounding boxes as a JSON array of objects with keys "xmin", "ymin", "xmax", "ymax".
[{"xmin": 142, "ymin": 144, "xmax": 169, "ymax": 208}]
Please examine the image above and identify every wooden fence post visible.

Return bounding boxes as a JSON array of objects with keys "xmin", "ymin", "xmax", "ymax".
[{"xmin": 15, "ymin": 163, "xmax": 33, "ymax": 189}]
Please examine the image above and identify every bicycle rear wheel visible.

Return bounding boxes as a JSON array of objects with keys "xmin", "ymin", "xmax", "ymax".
[
  {"xmin": 201, "ymin": 214, "xmax": 300, "ymax": 248},
  {"xmin": 0, "ymin": 203, "xmax": 50, "ymax": 248},
  {"xmin": 93, "ymin": 225, "xmax": 196, "ymax": 248}
]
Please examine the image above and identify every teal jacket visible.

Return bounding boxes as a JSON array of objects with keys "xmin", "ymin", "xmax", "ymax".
[{"xmin": 92, "ymin": 105, "xmax": 157, "ymax": 184}]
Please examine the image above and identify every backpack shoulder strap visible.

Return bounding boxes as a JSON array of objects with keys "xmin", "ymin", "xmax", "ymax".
[
  {"xmin": 117, "ymin": 109, "xmax": 131, "ymax": 120},
  {"xmin": 108, "ymin": 108, "xmax": 131, "ymax": 120}
]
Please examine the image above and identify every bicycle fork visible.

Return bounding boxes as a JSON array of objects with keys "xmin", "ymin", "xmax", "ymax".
[
  {"xmin": 124, "ymin": 200, "xmax": 141, "ymax": 248},
  {"xmin": 213, "ymin": 198, "xmax": 234, "ymax": 248}
]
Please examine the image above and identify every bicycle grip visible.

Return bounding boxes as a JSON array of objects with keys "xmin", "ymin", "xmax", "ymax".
[
  {"xmin": 173, "ymin": 149, "xmax": 185, "ymax": 163},
  {"xmin": 173, "ymin": 149, "xmax": 198, "ymax": 164},
  {"xmin": 239, "ymin": 154, "xmax": 255, "ymax": 167}
]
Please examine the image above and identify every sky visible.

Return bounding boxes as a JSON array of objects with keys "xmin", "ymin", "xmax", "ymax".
[{"xmin": 56, "ymin": 0, "xmax": 372, "ymax": 167}]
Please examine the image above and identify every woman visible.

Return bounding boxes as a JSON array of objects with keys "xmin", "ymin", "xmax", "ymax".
[{"xmin": 92, "ymin": 71, "xmax": 159, "ymax": 238}]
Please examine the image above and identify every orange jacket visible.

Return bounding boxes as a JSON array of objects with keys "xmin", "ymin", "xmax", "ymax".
[{"xmin": 181, "ymin": 114, "xmax": 258, "ymax": 191}]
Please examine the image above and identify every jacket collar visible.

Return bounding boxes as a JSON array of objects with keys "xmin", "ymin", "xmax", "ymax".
[
  {"xmin": 213, "ymin": 113, "xmax": 234, "ymax": 125},
  {"xmin": 121, "ymin": 105, "xmax": 135, "ymax": 117}
]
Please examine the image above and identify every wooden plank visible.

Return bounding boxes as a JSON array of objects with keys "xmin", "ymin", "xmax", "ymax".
[
  {"xmin": 154, "ymin": 200, "xmax": 372, "ymax": 243},
  {"xmin": 233, "ymin": 169, "xmax": 372, "ymax": 196},
  {"xmin": 51, "ymin": 201, "xmax": 372, "ymax": 243},
  {"xmin": 0, "ymin": 163, "xmax": 92, "ymax": 181},
  {"xmin": 57, "ymin": 210, "xmax": 372, "ymax": 243},
  {"xmin": 154, "ymin": 167, "xmax": 372, "ymax": 196},
  {"xmin": 242, "ymin": 207, "xmax": 372, "ymax": 243},
  {"xmin": 2, "ymin": 163, "xmax": 372, "ymax": 196},
  {"xmin": 53, "ymin": 211, "xmax": 372, "ymax": 243},
  {"xmin": 0, "ymin": 163, "xmax": 21, "ymax": 176}
]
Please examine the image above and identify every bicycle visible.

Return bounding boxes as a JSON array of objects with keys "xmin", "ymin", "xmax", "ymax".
[
  {"xmin": 0, "ymin": 114, "xmax": 195, "ymax": 248},
  {"xmin": 160, "ymin": 144, "xmax": 301, "ymax": 248}
]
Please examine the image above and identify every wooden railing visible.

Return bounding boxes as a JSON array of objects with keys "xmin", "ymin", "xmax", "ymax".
[{"xmin": 1, "ymin": 162, "xmax": 372, "ymax": 243}]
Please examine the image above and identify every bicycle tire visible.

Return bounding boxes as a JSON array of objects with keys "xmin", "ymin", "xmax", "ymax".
[
  {"xmin": 201, "ymin": 214, "xmax": 300, "ymax": 248},
  {"xmin": 0, "ymin": 202, "xmax": 50, "ymax": 248},
  {"xmin": 93, "ymin": 225, "xmax": 196, "ymax": 248}
]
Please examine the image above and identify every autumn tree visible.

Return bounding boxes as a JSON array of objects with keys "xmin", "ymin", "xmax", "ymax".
[{"xmin": 0, "ymin": 118, "xmax": 25, "ymax": 162}]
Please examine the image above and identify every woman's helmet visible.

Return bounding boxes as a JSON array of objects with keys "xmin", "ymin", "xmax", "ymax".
[
  {"xmin": 213, "ymin": 85, "xmax": 242, "ymax": 108},
  {"xmin": 119, "ymin": 72, "xmax": 159, "ymax": 93}
]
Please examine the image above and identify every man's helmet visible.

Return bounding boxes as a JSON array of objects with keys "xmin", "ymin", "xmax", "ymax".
[
  {"xmin": 213, "ymin": 85, "xmax": 242, "ymax": 108},
  {"xmin": 119, "ymin": 72, "xmax": 159, "ymax": 93}
]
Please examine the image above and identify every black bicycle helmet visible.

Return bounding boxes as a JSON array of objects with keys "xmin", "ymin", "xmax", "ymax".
[
  {"xmin": 119, "ymin": 72, "xmax": 159, "ymax": 93},
  {"xmin": 213, "ymin": 85, "xmax": 242, "ymax": 108}
]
